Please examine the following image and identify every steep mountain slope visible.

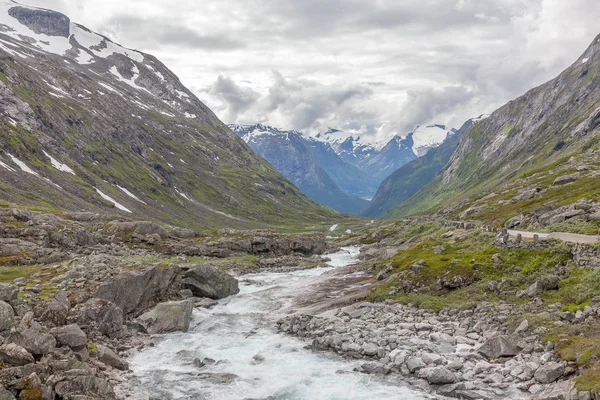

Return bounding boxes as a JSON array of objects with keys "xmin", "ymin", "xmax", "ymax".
[
  {"xmin": 231, "ymin": 124, "xmax": 369, "ymax": 214},
  {"xmin": 364, "ymin": 118, "xmax": 479, "ymax": 217},
  {"xmin": 387, "ymin": 33, "xmax": 600, "ymax": 221},
  {"xmin": 0, "ymin": 2, "xmax": 337, "ymax": 229}
]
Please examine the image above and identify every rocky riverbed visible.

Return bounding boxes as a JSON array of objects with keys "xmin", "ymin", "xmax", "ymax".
[{"xmin": 279, "ymin": 300, "xmax": 590, "ymax": 400}]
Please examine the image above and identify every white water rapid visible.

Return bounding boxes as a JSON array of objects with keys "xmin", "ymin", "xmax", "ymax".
[{"xmin": 124, "ymin": 247, "xmax": 433, "ymax": 400}]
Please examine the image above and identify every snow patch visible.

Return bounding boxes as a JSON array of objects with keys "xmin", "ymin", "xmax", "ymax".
[
  {"xmin": 117, "ymin": 185, "xmax": 146, "ymax": 204},
  {"xmin": 7, "ymin": 153, "xmax": 38, "ymax": 176},
  {"xmin": 329, "ymin": 224, "xmax": 338, "ymax": 232},
  {"xmin": 43, "ymin": 150, "xmax": 75, "ymax": 174},
  {"xmin": 0, "ymin": 159, "xmax": 15, "ymax": 172},
  {"xmin": 582, "ymin": 57, "xmax": 589, "ymax": 63},
  {"xmin": 176, "ymin": 190, "xmax": 191, "ymax": 201},
  {"xmin": 95, "ymin": 188, "xmax": 132, "ymax": 213}
]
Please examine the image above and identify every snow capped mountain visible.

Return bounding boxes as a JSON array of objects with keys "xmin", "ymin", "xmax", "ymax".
[
  {"xmin": 410, "ymin": 124, "xmax": 457, "ymax": 156},
  {"xmin": 230, "ymin": 123, "xmax": 302, "ymax": 144},
  {"xmin": 0, "ymin": 1, "xmax": 204, "ymax": 119}
]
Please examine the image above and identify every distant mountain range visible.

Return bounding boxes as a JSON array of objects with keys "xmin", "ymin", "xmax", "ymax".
[{"xmin": 231, "ymin": 123, "xmax": 456, "ymax": 214}]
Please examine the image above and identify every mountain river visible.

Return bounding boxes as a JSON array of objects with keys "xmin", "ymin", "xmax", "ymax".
[{"xmin": 124, "ymin": 247, "xmax": 434, "ymax": 400}]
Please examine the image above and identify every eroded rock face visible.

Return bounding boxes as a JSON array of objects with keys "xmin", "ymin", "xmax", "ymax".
[
  {"xmin": 136, "ymin": 299, "xmax": 193, "ymax": 334},
  {"xmin": 8, "ymin": 7, "xmax": 71, "ymax": 37},
  {"xmin": 181, "ymin": 264, "xmax": 239, "ymax": 299}
]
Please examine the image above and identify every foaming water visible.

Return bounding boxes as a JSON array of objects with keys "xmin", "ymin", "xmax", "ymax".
[{"xmin": 124, "ymin": 247, "xmax": 433, "ymax": 400}]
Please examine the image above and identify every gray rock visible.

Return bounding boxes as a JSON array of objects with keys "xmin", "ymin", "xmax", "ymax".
[
  {"xmin": 8, "ymin": 312, "xmax": 56, "ymax": 356},
  {"xmin": 197, "ymin": 372, "xmax": 238, "ymax": 385},
  {"xmin": 136, "ymin": 299, "xmax": 194, "ymax": 334},
  {"xmin": 72, "ymin": 298, "xmax": 124, "ymax": 338},
  {"xmin": 406, "ymin": 357, "xmax": 426, "ymax": 373},
  {"xmin": 182, "ymin": 264, "xmax": 240, "ymax": 299},
  {"xmin": 534, "ymin": 361, "xmax": 564, "ymax": 384},
  {"xmin": 514, "ymin": 319, "xmax": 529, "ymax": 334},
  {"xmin": 478, "ymin": 335, "xmax": 521, "ymax": 359},
  {"xmin": 54, "ymin": 373, "xmax": 117, "ymax": 399},
  {"xmin": 0, "ymin": 387, "xmax": 15, "ymax": 400},
  {"xmin": 94, "ymin": 266, "xmax": 181, "ymax": 314},
  {"xmin": 0, "ymin": 343, "xmax": 34, "ymax": 366},
  {"xmin": 553, "ymin": 173, "xmax": 580, "ymax": 186},
  {"xmin": 97, "ymin": 344, "xmax": 128, "ymax": 370},
  {"xmin": 195, "ymin": 298, "xmax": 219, "ymax": 309},
  {"xmin": 37, "ymin": 300, "xmax": 68, "ymax": 327},
  {"xmin": 361, "ymin": 342, "xmax": 380, "ymax": 357},
  {"xmin": 50, "ymin": 324, "xmax": 87, "ymax": 351},
  {"xmin": 0, "ymin": 300, "xmax": 14, "ymax": 331},
  {"xmin": 0, "ymin": 283, "xmax": 18, "ymax": 302},
  {"xmin": 425, "ymin": 366, "xmax": 456, "ymax": 384}
]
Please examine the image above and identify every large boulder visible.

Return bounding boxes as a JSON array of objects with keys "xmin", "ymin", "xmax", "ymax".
[
  {"xmin": 181, "ymin": 264, "xmax": 239, "ymax": 299},
  {"xmin": 97, "ymin": 344, "xmax": 128, "ymax": 371},
  {"xmin": 94, "ymin": 266, "xmax": 180, "ymax": 314},
  {"xmin": 71, "ymin": 298, "xmax": 125, "ymax": 338},
  {"xmin": 8, "ymin": 312, "xmax": 56, "ymax": 356},
  {"xmin": 50, "ymin": 324, "xmax": 87, "ymax": 351},
  {"xmin": 0, "ymin": 343, "xmax": 34, "ymax": 366},
  {"xmin": 136, "ymin": 299, "xmax": 194, "ymax": 334},
  {"xmin": 478, "ymin": 335, "xmax": 521, "ymax": 359},
  {"xmin": 0, "ymin": 300, "xmax": 14, "ymax": 331}
]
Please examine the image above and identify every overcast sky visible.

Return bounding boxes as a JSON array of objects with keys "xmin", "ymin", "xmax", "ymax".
[{"xmin": 27, "ymin": 0, "xmax": 600, "ymax": 140}]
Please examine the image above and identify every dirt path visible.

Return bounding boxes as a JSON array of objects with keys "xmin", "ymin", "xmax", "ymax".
[{"xmin": 508, "ymin": 229, "xmax": 599, "ymax": 244}]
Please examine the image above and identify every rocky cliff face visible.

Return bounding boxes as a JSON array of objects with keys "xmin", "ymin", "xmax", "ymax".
[
  {"xmin": 388, "ymin": 33, "xmax": 600, "ymax": 220},
  {"xmin": 0, "ymin": 2, "xmax": 335, "ymax": 229}
]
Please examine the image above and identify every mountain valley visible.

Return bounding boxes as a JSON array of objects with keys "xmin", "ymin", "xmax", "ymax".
[{"xmin": 0, "ymin": 2, "xmax": 599, "ymax": 400}]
